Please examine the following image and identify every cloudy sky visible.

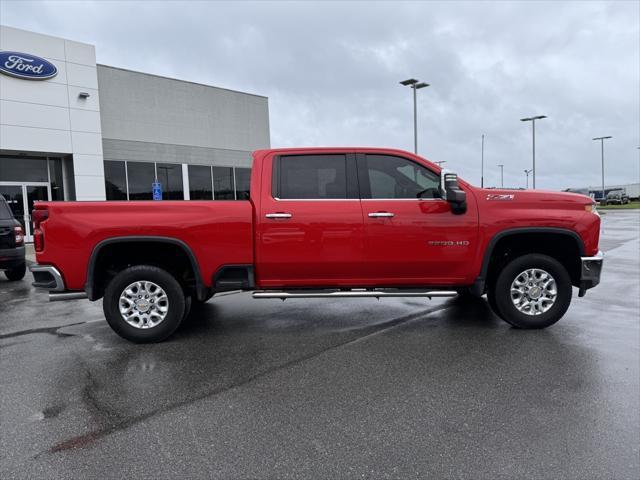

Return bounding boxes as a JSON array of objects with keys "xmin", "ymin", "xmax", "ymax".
[{"xmin": 2, "ymin": 0, "xmax": 638, "ymax": 190}]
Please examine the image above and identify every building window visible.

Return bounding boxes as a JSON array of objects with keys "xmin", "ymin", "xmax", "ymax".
[
  {"xmin": 188, "ymin": 165, "xmax": 213, "ymax": 200},
  {"xmin": 235, "ymin": 168, "xmax": 251, "ymax": 200},
  {"xmin": 126, "ymin": 161, "xmax": 155, "ymax": 200},
  {"xmin": 48, "ymin": 158, "xmax": 65, "ymax": 201},
  {"xmin": 213, "ymin": 166, "xmax": 235, "ymax": 200},
  {"xmin": 102, "ymin": 161, "xmax": 251, "ymax": 201},
  {"xmin": 156, "ymin": 163, "xmax": 183, "ymax": 200},
  {"xmin": 0, "ymin": 156, "xmax": 49, "ymax": 182},
  {"xmin": 104, "ymin": 160, "xmax": 128, "ymax": 200}
]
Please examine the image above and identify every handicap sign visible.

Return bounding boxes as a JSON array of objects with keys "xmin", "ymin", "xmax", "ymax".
[{"xmin": 152, "ymin": 181, "xmax": 162, "ymax": 201}]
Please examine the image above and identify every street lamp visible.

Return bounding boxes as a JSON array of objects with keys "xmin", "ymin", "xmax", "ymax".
[
  {"xmin": 497, "ymin": 164, "xmax": 504, "ymax": 188},
  {"xmin": 400, "ymin": 78, "xmax": 430, "ymax": 154},
  {"xmin": 435, "ymin": 161, "xmax": 447, "ymax": 166},
  {"xmin": 593, "ymin": 136, "xmax": 612, "ymax": 204},
  {"xmin": 520, "ymin": 115, "xmax": 547, "ymax": 189},
  {"xmin": 524, "ymin": 169, "xmax": 533, "ymax": 189},
  {"xmin": 481, "ymin": 134, "xmax": 485, "ymax": 188}
]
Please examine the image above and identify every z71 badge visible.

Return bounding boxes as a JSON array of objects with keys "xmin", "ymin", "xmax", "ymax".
[{"xmin": 486, "ymin": 194, "xmax": 515, "ymax": 201}]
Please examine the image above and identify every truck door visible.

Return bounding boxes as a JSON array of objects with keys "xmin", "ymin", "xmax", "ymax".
[
  {"xmin": 256, "ymin": 153, "xmax": 365, "ymax": 288},
  {"xmin": 357, "ymin": 153, "xmax": 478, "ymax": 285}
]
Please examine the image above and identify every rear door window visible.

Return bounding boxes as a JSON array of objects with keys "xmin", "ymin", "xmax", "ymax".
[{"xmin": 275, "ymin": 154, "xmax": 355, "ymax": 199}]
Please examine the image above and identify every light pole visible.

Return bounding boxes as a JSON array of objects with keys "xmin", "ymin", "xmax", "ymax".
[
  {"xmin": 400, "ymin": 78, "xmax": 430, "ymax": 154},
  {"xmin": 593, "ymin": 136, "xmax": 612, "ymax": 203},
  {"xmin": 497, "ymin": 164, "xmax": 504, "ymax": 188},
  {"xmin": 520, "ymin": 115, "xmax": 547, "ymax": 189},
  {"xmin": 524, "ymin": 169, "xmax": 533, "ymax": 189},
  {"xmin": 481, "ymin": 134, "xmax": 485, "ymax": 188},
  {"xmin": 435, "ymin": 161, "xmax": 447, "ymax": 167}
]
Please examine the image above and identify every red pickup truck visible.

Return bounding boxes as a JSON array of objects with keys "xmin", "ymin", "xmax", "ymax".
[{"xmin": 29, "ymin": 148, "xmax": 603, "ymax": 342}]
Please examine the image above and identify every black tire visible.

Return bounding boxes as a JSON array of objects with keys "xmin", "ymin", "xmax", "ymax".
[
  {"xmin": 182, "ymin": 295, "xmax": 193, "ymax": 321},
  {"xmin": 494, "ymin": 254, "xmax": 572, "ymax": 329},
  {"xmin": 5, "ymin": 262, "xmax": 26, "ymax": 281},
  {"xmin": 103, "ymin": 265, "xmax": 186, "ymax": 343}
]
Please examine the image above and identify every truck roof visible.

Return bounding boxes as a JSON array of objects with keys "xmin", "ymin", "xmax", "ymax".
[{"xmin": 253, "ymin": 147, "xmax": 440, "ymax": 166}]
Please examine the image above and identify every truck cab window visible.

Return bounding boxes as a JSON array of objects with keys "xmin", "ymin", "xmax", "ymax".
[
  {"xmin": 277, "ymin": 155, "xmax": 348, "ymax": 199},
  {"xmin": 360, "ymin": 155, "xmax": 441, "ymax": 199}
]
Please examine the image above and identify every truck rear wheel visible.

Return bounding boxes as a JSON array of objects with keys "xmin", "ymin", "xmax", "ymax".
[
  {"xmin": 492, "ymin": 254, "xmax": 572, "ymax": 329},
  {"xmin": 103, "ymin": 265, "xmax": 186, "ymax": 343}
]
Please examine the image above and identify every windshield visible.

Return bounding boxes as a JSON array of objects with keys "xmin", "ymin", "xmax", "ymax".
[{"xmin": 0, "ymin": 196, "xmax": 13, "ymax": 220}]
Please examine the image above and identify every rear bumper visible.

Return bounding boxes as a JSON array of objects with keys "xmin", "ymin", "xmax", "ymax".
[
  {"xmin": 29, "ymin": 264, "xmax": 65, "ymax": 292},
  {"xmin": 0, "ymin": 246, "xmax": 25, "ymax": 269},
  {"xmin": 578, "ymin": 250, "xmax": 603, "ymax": 297}
]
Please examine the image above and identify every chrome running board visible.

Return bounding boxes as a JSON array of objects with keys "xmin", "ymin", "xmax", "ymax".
[
  {"xmin": 49, "ymin": 292, "xmax": 88, "ymax": 302},
  {"xmin": 252, "ymin": 289, "xmax": 457, "ymax": 300}
]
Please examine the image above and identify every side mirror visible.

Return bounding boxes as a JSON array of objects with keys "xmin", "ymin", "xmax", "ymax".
[{"xmin": 440, "ymin": 170, "xmax": 467, "ymax": 214}]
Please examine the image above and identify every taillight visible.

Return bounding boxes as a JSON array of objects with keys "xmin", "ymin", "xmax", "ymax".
[
  {"xmin": 33, "ymin": 208, "xmax": 49, "ymax": 228},
  {"xmin": 34, "ymin": 229, "xmax": 44, "ymax": 252},
  {"xmin": 32, "ymin": 207, "xmax": 49, "ymax": 252},
  {"xmin": 14, "ymin": 226, "xmax": 24, "ymax": 246}
]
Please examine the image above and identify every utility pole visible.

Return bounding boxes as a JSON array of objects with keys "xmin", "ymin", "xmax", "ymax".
[
  {"xmin": 481, "ymin": 134, "xmax": 485, "ymax": 188},
  {"xmin": 498, "ymin": 164, "xmax": 504, "ymax": 188},
  {"xmin": 400, "ymin": 79, "xmax": 430, "ymax": 154},
  {"xmin": 593, "ymin": 136, "xmax": 612, "ymax": 203},
  {"xmin": 520, "ymin": 115, "xmax": 547, "ymax": 189}
]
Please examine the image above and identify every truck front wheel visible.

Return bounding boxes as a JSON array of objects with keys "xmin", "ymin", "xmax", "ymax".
[
  {"xmin": 492, "ymin": 254, "xmax": 572, "ymax": 329},
  {"xmin": 103, "ymin": 265, "xmax": 186, "ymax": 343}
]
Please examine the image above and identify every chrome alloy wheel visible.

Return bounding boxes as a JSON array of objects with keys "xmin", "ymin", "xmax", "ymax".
[
  {"xmin": 510, "ymin": 268, "xmax": 557, "ymax": 316},
  {"xmin": 119, "ymin": 281, "xmax": 169, "ymax": 329}
]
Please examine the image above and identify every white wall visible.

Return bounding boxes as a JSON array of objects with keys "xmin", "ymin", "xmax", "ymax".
[
  {"xmin": 0, "ymin": 25, "xmax": 105, "ymax": 200},
  {"xmin": 98, "ymin": 65, "xmax": 270, "ymax": 153}
]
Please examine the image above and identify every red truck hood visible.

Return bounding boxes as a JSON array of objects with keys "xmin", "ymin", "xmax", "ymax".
[
  {"xmin": 472, "ymin": 187, "xmax": 594, "ymax": 206},
  {"xmin": 469, "ymin": 186, "xmax": 600, "ymax": 257}
]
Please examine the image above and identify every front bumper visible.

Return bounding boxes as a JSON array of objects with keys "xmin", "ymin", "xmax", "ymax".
[
  {"xmin": 578, "ymin": 250, "xmax": 604, "ymax": 297},
  {"xmin": 29, "ymin": 264, "xmax": 65, "ymax": 292},
  {"xmin": 0, "ymin": 246, "xmax": 25, "ymax": 269}
]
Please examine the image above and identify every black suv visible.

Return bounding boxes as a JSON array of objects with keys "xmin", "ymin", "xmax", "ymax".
[{"xmin": 0, "ymin": 194, "xmax": 26, "ymax": 281}]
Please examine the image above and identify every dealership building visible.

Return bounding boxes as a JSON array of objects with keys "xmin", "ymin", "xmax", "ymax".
[{"xmin": 0, "ymin": 25, "xmax": 270, "ymax": 241}]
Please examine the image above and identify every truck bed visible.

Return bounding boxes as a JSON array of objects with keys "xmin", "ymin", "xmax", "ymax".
[{"xmin": 35, "ymin": 200, "xmax": 254, "ymax": 291}]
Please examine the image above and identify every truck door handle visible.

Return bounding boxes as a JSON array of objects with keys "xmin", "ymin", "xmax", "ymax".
[
  {"xmin": 368, "ymin": 212, "xmax": 395, "ymax": 218},
  {"xmin": 265, "ymin": 213, "xmax": 292, "ymax": 219}
]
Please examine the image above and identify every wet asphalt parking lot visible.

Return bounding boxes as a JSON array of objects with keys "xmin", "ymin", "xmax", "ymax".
[{"xmin": 1, "ymin": 211, "xmax": 639, "ymax": 479}]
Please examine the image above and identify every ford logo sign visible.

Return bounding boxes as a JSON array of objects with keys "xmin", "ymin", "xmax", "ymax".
[{"xmin": 0, "ymin": 51, "xmax": 58, "ymax": 80}]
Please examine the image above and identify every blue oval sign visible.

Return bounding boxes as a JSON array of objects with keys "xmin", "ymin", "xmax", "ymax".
[{"xmin": 0, "ymin": 51, "xmax": 58, "ymax": 80}]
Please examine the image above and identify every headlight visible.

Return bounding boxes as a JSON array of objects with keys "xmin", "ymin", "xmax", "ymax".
[{"xmin": 585, "ymin": 203, "xmax": 599, "ymax": 216}]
